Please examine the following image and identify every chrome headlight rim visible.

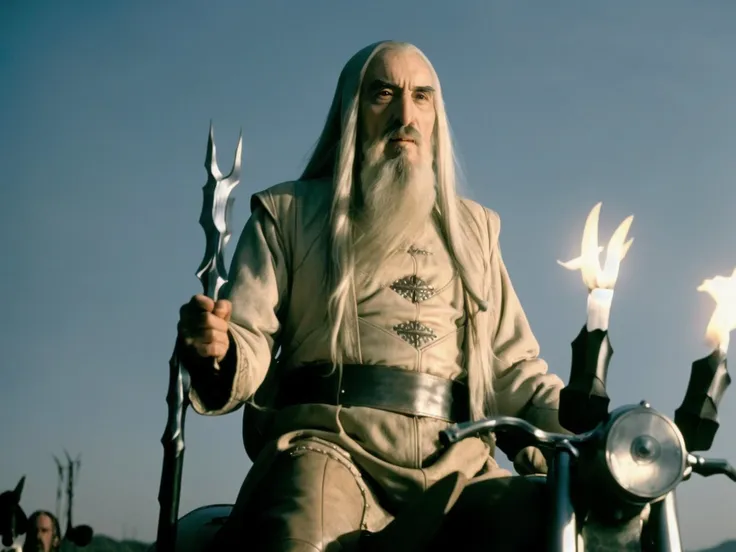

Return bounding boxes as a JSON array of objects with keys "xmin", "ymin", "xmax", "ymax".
[{"xmin": 603, "ymin": 405, "xmax": 688, "ymax": 501}]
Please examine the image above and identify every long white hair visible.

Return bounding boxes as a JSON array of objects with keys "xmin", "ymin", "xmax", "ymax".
[{"xmin": 300, "ymin": 41, "xmax": 494, "ymax": 418}]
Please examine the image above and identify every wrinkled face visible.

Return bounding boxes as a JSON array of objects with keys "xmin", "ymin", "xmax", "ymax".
[
  {"xmin": 26, "ymin": 514, "xmax": 57, "ymax": 552},
  {"xmin": 359, "ymin": 47, "xmax": 436, "ymax": 165}
]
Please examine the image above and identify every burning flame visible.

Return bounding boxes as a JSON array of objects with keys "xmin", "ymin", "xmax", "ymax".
[
  {"xmin": 558, "ymin": 202, "xmax": 634, "ymax": 290},
  {"xmin": 698, "ymin": 267, "xmax": 736, "ymax": 353}
]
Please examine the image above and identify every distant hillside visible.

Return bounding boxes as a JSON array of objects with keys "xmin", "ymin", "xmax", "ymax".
[{"xmin": 695, "ymin": 541, "xmax": 736, "ymax": 552}]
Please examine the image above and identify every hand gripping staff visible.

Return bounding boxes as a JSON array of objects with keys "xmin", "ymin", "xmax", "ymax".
[{"xmin": 156, "ymin": 123, "xmax": 242, "ymax": 552}]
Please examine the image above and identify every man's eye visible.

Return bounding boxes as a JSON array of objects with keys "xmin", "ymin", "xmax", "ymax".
[{"xmin": 376, "ymin": 89, "xmax": 392, "ymax": 99}]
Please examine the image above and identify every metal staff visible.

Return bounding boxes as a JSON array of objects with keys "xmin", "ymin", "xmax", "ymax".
[{"xmin": 156, "ymin": 123, "xmax": 242, "ymax": 552}]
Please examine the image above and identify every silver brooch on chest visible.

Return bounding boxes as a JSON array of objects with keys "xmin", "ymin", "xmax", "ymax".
[
  {"xmin": 393, "ymin": 320, "xmax": 437, "ymax": 349},
  {"xmin": 390, "ymin": 275, "xmax": 435, "ymax": 303}
]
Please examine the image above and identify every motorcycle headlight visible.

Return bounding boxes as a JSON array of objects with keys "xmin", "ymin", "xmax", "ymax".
[{"xmin": 605, "ymin": 406, "xmax": 687, "ymax": 500}]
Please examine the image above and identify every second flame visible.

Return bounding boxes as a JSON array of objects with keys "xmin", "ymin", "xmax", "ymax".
[{"xmin": 698, "ymin": 267, "xmax": 736, "ymax": 354}]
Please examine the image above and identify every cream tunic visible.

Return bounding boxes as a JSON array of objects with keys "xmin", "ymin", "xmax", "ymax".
[{"xmin": 188, "ymin": 177, "xmax": 566, "ymax": 529}]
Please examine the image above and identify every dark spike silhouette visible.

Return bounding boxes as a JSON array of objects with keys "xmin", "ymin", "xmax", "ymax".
[
  {"xmin": 50, "ymin": 451, "xmax": 94, "ymax": 548},
  {"xmin": 53, "ymin": 455, "xmax": 64, "ymax": 525},
  {"xmin": 0, "ymin": 476, "xmax": 27, "ymax": 547},
  {"xmin": 64, "ymin": 450, "xmax": 75, "ymax": 535}
]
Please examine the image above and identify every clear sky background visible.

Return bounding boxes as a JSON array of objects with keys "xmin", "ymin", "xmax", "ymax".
[{"xmin": 2, "ymin": 1, "xmax": 736, "ymax": 549}]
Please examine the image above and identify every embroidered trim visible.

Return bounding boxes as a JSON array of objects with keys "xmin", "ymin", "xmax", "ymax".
[
  {"xmin": 408, "ymin": 245, "xmax": 430, "ymax": 256},
  {"xmin": 288, "ymin": 443, "xmax": 370, "ymax": 530}
]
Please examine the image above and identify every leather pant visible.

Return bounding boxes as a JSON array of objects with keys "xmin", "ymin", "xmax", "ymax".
[
  {"xmin": 237, "ymin": 443, "xmax": 373, "ymax": 551},
  {"xmin": 227, "ymin": 444, "xmax": 547, "ymax": 552}
]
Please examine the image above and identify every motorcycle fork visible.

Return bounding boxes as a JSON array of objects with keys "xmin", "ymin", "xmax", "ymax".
[
  {"xmin": 547, "ymin": 447, "xmax": 578, "ymax": 552},
  {"xmin": 642, "ymin": 491, "xmax": 683, "ymax": 552}
]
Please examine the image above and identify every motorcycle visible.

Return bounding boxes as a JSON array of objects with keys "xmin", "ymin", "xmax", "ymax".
[
  {"xmin": 160, "ymin": 325, "xmax": 734, "ymax": 552},
  {"xmin": 6, "ymin": 324, "xmax": 729, "ymax": 551},
  {"xmin": 436, "ymin": 323, "xmax": 736, "ymax": 551}
]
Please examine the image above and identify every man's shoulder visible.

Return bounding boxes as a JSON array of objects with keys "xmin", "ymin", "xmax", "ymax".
[
  {"xmin": 250, "ymin": 177, "xmax": 332, "ymax": 221},
  {"xmin": 457, "ymin": 195, "xmax": 501, "ymax": 238}
]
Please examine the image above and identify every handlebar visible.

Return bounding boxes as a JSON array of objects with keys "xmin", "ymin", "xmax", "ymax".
[
  {"xmin": 441, "ymin": 416, "xmax": 736, "ymax": 484},
  {"xmin": 689, "ymin": 455, "xmax": 736, "ymax": 482},
  {"xmin": 439, "ymin": 416, "xmax": 596, "ymax": 453}
]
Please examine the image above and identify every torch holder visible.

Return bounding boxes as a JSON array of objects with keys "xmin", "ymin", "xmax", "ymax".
[
  {"xmin": 674, "ymin": 349, "xmax": 731, "ymax": 452},
  {"xmin": 559, "ymin": 325, "xmax": 612, "ymax": 434}
]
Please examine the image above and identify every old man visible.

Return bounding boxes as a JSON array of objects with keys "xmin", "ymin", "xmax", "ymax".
[
  {"xmin": 22, "ymin": 512, "xmax": 60, "ymax": 552},
  {"xmin": 177, "ymin": 40, "xmax": 566, "ymax": 551}
]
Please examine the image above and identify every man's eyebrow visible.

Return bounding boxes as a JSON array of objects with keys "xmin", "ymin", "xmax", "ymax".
[{"xmin": 368, "ymin": 79, "xmax": 435, "ymax": 93}]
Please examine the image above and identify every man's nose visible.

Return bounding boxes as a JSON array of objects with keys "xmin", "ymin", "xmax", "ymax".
[{"xmin": 393, "ymin": 93, "xmax": 415, "ymax": 127}]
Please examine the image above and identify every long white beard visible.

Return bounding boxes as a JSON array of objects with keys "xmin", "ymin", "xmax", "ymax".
[{"xmin": 354, "ymin": 141, "xmax": 437, "ymax": 272}]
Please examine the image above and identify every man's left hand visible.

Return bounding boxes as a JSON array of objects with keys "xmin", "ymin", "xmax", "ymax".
[{"xmin": 513, "ymin": 446, "xmax": 548, "ymax": 475}]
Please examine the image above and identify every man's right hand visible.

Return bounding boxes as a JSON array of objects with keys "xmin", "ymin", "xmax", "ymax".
[{"xmin": 177, "ymin": 295, "xmax": 233, "ymax": 363}]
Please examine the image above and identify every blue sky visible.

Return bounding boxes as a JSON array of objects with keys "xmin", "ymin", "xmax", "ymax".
[{"xmin": 2, "ymin": 1, "xmax": 736, "ymax": 549}]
